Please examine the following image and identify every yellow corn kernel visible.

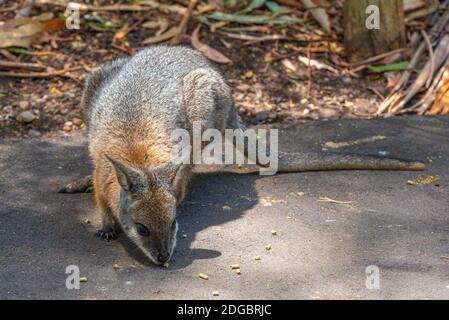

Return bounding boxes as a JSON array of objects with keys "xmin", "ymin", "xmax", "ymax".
[
  {"xmin": 198, "ymin": 273, "xmax": 209, "ymax": 280},
  {"xmin": 79, "ymin": 277, "xmax": 88, "ymax": 283},
  {"xmin": 229, "ymin": 264, "xmax": 240, "ymax": 270},
  {"xmin": 265, "ymin": 244, "xmax": 271, "ymax": 251}
]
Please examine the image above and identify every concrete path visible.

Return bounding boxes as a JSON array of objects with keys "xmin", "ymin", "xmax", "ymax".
[{"xmin": 1, "ymin": 116, "xmax": 448, "ymax": 299}]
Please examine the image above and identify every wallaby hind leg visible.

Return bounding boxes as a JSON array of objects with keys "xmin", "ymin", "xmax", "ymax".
[{"xmin": 58, "ymin": 175, "xmax": 93, "ymax": 193}]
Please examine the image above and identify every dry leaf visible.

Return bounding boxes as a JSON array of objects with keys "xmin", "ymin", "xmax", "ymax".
[
  {"xmin": 113, "ymin": 24, "xmax": 130, "ymax": 42},
  {"xmin": 142, "ymin": 26, "xmax": 177, "ymax": 45},
  {"xmin": 300, "ymin": 0, "xmax": 331, "ymax": 33},
  {"xmin": 142, "ymin": 18, "xmax": 169, "ymax": 36},
  {"xmin": 0, "ymin": 18, "xmax": 45, "ymax": 48},
  {"xmin": 191, "ymin": 25, "xmax": 231, "ymax": 64}
]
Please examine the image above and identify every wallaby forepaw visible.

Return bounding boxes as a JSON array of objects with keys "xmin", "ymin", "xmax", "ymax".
[{"xmin": 95, "ymin": 229, "xmax": 117, "ymax": 242}]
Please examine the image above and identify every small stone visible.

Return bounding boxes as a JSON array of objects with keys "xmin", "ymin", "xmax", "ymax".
[
  {"xmin": 72, "ymin": 117, "xmax": 82, "ymax": 126},
  {"xmin": 341, "ymin": 77, "xmax": 352, "ymax": 85},
  {"xmin": 27, "ymin": 129, "xmax": 41, "ymax": 137},
  {"xmin": 19, "ymin": 101, "xmax": 29, "ymax": 110},
  {"xmin": 63, "ymin": 121, "xmax": 73, "ymax": 132},
  {"xmin": 16, "ymin": 111, "xmax": 35, "ymax": 123}
]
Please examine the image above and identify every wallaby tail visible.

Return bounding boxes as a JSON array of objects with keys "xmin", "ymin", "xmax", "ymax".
[{"xmin": 276, "ymin": 151, "xmax": 425, "ymax": 172}]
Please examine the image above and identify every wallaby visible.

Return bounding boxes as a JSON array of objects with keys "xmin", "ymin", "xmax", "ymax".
[{"xmin": 60, "ymin": 46, "xmax": 424, "ymax": 265}]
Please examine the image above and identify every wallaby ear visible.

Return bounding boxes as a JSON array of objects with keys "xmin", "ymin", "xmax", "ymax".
[
  {"xmin": 152, "ymin": 163, "xmax": 182, "ymax": 184},
  {"xmin": 105, "ymin": 155, "xmax": 147, "ymax": 194}
]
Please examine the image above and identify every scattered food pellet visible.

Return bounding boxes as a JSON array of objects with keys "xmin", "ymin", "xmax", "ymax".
[
  {"xmin": 255, "ymin": 256, "xmax": 261, "ymax": 261},
  {"xmin": 83, "ymin": 218, "xmax": 90, "ymax": 224},
  {"xmin": 296, "ymin": 192, "xmax": 306, "ymax": 196},
  {"xmin": 198, "ymin": 273, "xmax": 209, "ymax": 280},
  {"xmin": 229, "ymin": 264, "xmax": 240, "ymax": 270},
  {"xmin": 181, "ymin": 234, "xmax": 187, "ymax": 239},
  {"xmin": 222, "ymin": 205, "xmax": 231, "ymax": 211},
  {"xmin": 244, "ymin": 69, "xmax": 254, "ymax": 78},
  {"xmin": 265, "ymin": 244, "xmax": 272, "ymax": 251},
  {"xmin": 113, "ymin": 263, "xmax": 120, "ymax": 270},
  {"xmin": 271, "ymin": 230, "xmax": 277, "ymax": 235},
  {"xmin": 163, "ymin": 262, "xmax": 169, "ymax": 268},
  {"xmin": 235, "ymin": 269, "xmax": 241, "ymax": 275},
  {"xmin": 212, "ymin": 291, "xmax": 220, "ymax": 296},
  {"xmin": 407, "ymin": 175, "xmax": 439, "ymax": 185},
  {"xmin": 79, "ymin": 277, "xmax": 88, "ymax": 283}
]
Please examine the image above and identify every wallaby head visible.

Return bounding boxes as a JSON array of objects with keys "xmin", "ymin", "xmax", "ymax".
[{"xmin": 106, "ymin": 155, "xmax": 179, "ymax": 265}]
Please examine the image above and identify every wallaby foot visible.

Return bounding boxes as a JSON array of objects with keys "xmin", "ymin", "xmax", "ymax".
[
  {"xmin": 95, "ymin": 229, "xmax": 118, "ymax": 242},
  {"xmin": 58, "ymin": 175, "xmax": 93, "ymax": 193},
  {"xmin": 96, "ymin": 212, "xmax": 118, "ymax": 241}
]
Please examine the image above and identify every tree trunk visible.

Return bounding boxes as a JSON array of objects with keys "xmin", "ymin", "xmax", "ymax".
[{"xmin": 344, "ymin": 0, "xmax": 406, "ymax": 62}]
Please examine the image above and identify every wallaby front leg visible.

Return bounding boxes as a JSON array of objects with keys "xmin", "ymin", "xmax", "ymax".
[
  {"xmin": 94, "ymin": 179, "xmax": 118, "ymax": 241},
  {"xmin": 95, "ymin": 212, "xmax": 118, "ymax": 241}
]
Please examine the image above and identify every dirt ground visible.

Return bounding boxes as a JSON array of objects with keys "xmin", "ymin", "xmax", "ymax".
[{"xmin": 0, "ymin": 0, "xmax": 388, "ymax": 139}]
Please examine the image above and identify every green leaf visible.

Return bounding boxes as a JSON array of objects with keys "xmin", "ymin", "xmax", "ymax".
[
  {"xmin": 6, "ymin": 47, "xmax": 33, "ymax": 55},
  {"xmin": 205, "ymin": 12, "xmax": 301, "ymax": 24},
  {"xmin": 265, "ymin": 1, "xmax": 288, "ymax": 13},
  {"xmin": 238, "ymin": 0, "xmax": 267, "ymax": 14},
  {"xmin": 368, "ymin": 61, "xmax": 409, "ymax": 72}
]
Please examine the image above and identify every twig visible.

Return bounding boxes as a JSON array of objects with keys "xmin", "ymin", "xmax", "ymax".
[
  {"xmin": 0, "ymin": 60, "xmax": 46, "ymax": 72},
  {"xmin": 0, "ymin": 66, "xmax": 83, "ymax": 78},
  {"xmin": 421, "ymin": 30, "xmax": 435, "ymax": 88},
  {"xmin": 170, "ymin": 0, "xmax": 198, "ymax": 45},
  {"xmin": 318, "ymin": 197, "xmax": 354, "ymax": 205},
  {"xmin": 243, "ymin": 34, "xmax": 289, "ymax": 46},
  {"xmin": 35, "ymin": 1, "xmax": 152, "ymax": 12},
  {"xmin": 0, "ymin": 49, "xmax": 17, "ymax": 61},
  {"xmin": 306, "ymin": 43, "xmax": 313, "ymax": 98}
]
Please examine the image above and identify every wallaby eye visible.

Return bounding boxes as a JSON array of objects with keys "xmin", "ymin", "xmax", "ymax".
[{"xmin": 136, "ymin": 223, "xmax": 150, "ymax": 237}]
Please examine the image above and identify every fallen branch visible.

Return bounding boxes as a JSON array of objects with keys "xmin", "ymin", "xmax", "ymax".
[
  {"xmin": 0, "ymin": 66, "xmax": 83, "ymax": 78},
  {"xmin": 171, "ymin": 0, "xmax": 198, "ymax": 45},
  {"xmin": 0, "ymin": 60, "xmax": 46, "ymax": 72}
]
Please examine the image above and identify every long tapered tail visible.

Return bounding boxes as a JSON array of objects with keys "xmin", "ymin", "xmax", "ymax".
[{"xmin": 276, "ymin": 151, "xmax": 425, "ymax": 172}]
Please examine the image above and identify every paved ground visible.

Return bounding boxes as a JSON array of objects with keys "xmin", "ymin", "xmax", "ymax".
[{"xmin": 0, "ymin": 116, "xmax": 448, "ymax": 300}]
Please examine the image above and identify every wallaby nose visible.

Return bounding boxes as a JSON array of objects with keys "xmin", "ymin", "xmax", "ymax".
[{"xmin": 157, "ymin": 253, "xmax": 169, "ymax": 263}]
